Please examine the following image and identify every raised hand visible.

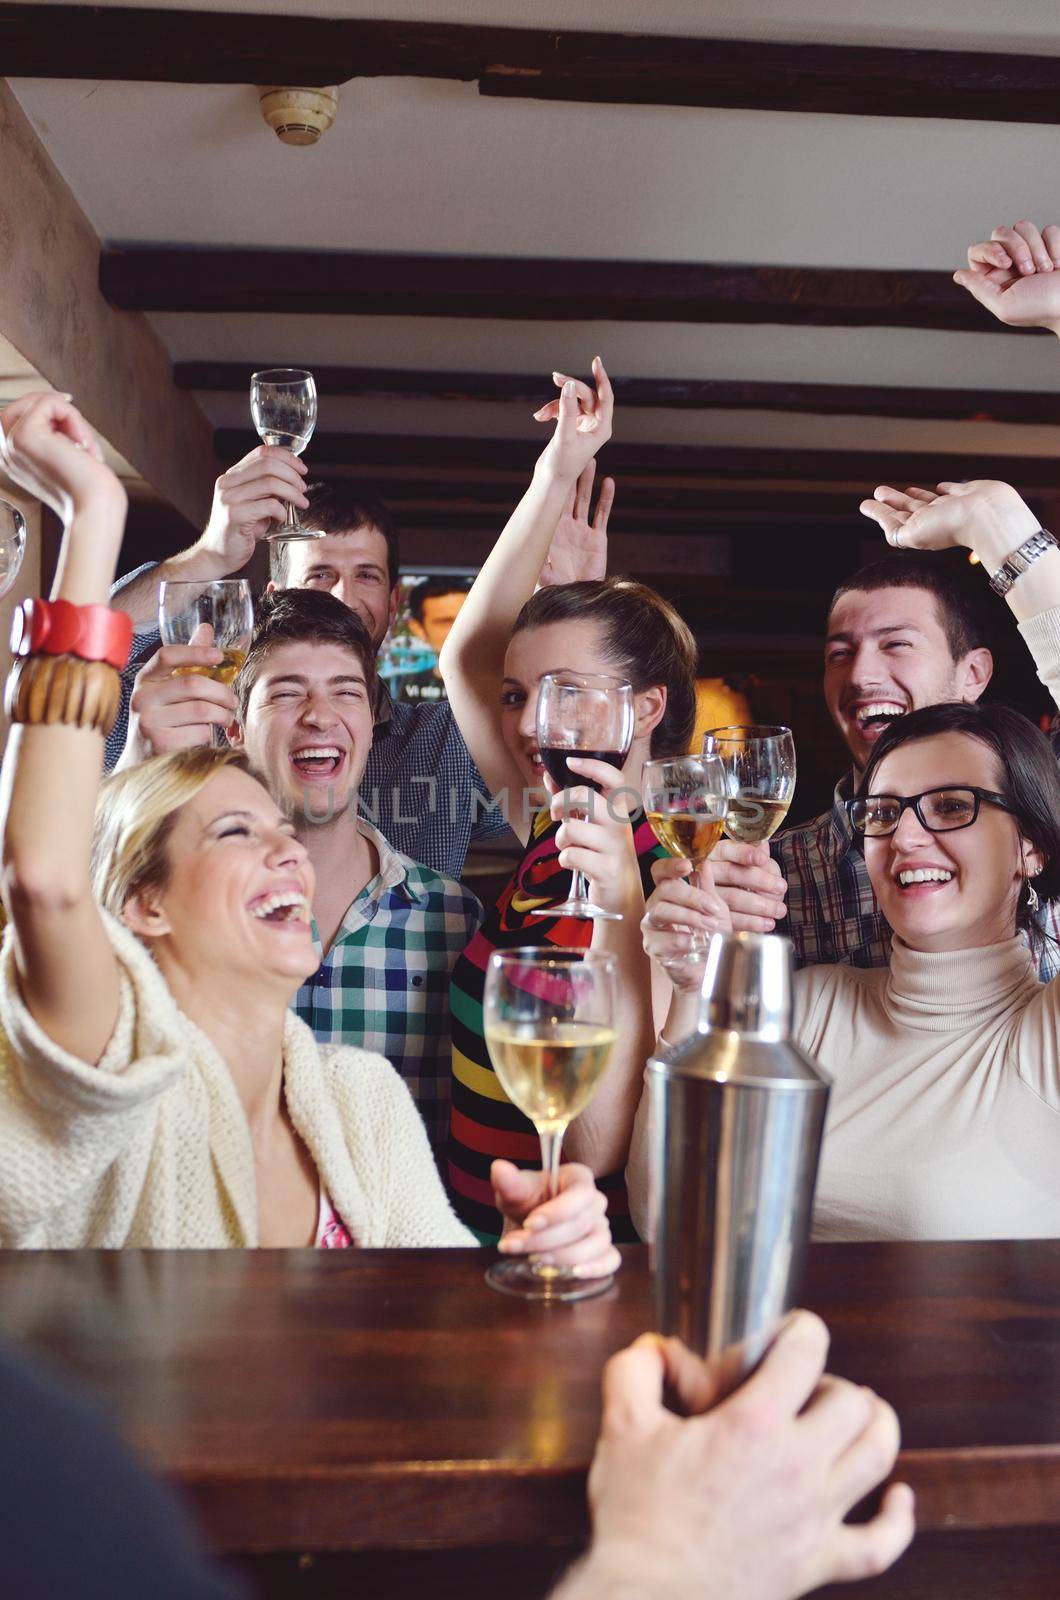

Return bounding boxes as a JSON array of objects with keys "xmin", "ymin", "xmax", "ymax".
[
  {"xmin": 0, "ymin": 392, "xmax": 124, "ymax": 522},
  {"xmin": 532, "ymin": 356, "xmax": 615, "ymax": 487},
  {"xmin": 860, "ymin": 479, "xmax": 1039, "ymax": 564},
  {"xmin": 953, "ymin": 220, "xmax": 1060, "ymax": 333},
  {"xmin": 198, "ymin": 444, "xmax": 309, "ymax": 574},
  {"xmin": 539, "ymin": 461, "xmax": 613, "ymax": 586}
]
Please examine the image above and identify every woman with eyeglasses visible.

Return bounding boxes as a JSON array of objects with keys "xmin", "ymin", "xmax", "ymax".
[{"xmin": 635, "ymin": 697, "xmax": 1060, "ymax": 1241}]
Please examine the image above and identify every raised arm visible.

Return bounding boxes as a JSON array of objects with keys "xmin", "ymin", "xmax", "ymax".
[
  {"xmin": 859, "ymin": 479, "xmax": 1060, "ymax": 628},
  {"xmin": 953, "ymin": 218, "xmax": 1060, "ymax": 336},
  {"xmin": 0, "ymin": 394, "xmax": 130, "ymax": 1062},
  {"xmin": 115, "ymin": 445, "xmax": 308, "ymax": 627},
  {"xmin": 438, "ymin": 359, "xmax": 614, "ymax": 827}
]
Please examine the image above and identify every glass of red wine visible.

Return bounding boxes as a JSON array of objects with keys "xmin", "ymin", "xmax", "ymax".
[{"xmin": 533, "ymin": 670, "xmax": 636, "ymax": 922}]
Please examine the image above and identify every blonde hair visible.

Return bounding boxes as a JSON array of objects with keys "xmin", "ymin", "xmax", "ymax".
[{"xmin": 91, "ymin": 747, "xmax": 249, "ymax": 917}]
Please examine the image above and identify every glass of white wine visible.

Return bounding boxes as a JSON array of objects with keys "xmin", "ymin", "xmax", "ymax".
[
  {"xmin": 642, "ymin": 753, "xmax": 728, "ymax": 966},
  {"xmin": 0, "ymin": 500, "xmax": 27, "ymax": 601},
  {"xmin": 704, "ymin": 725, "xmax": 797, "ymax": 845},
  {"xmin": 483, "ymin": 947, "xmax": 618, "ymax": 1302},
  {"xmin": 159, "ymin": 579, "xmax": 254, "ymax": 745},
  {"xmin": 249, "ymin": 367, "xmax": 318, "ymax": 540}
]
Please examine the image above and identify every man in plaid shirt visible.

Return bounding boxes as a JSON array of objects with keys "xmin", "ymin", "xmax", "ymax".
[
  {"xmin": 226, "ymin": 588, "xmax": 482, "ymax": 1166},
  {"xmin": 770, "ymin": 487, "xmax": 1060, "ymax": 980}
]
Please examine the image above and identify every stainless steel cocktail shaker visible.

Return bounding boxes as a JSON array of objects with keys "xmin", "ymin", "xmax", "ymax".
[{"xmin": 647, "ymin": 931, "xmax": 830, "ymax": 1392}]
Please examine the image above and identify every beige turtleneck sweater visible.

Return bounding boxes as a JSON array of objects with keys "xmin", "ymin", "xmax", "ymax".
[{"xmin": 795, "ymin": 937, "xmax": 1060, "ymax": 1241}]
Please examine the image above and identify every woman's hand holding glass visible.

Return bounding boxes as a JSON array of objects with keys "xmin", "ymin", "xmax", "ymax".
[
  {"xmin": 640, "ymin": 855, "xmax": 732, "ymax": 992},
  {"xmin": 483, "ymin": 948, "xmax": 620, "ymax": 1301},
  {"xmin": 548, "ymin": 755, "xmax": 642, "ymax": 919},
  {"xmin": 491, "ymin": 1159, "xmax": 618, "ymax": 1280}
]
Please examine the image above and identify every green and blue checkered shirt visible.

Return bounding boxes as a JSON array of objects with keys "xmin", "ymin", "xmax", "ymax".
[{"xmin": 293, "ymin": 820, "xmax": 482, "ymax": 1165}]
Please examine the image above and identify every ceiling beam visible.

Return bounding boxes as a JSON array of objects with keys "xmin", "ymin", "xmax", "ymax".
[
  {"xmin": 179, "ymin": 363, "xmax": 1060, "ymax": 425},
  {"xmin": 5, "ymin": 6, "xmax": 1060, "ymax": 125},
  {"xmin": 0, "ymin": 81, "xmax": 216, "ymax": 527},
  {"xmin": 105, "ymin": 249, "xmax": 996, "ymax": 332},
  {"xmin": 214, "ymin": 428, "xmax": 1060, "ymax": 491}
]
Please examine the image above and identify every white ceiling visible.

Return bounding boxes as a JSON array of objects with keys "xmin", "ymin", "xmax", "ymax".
[{"xmin": 8, "ymin": 0, "xmax": 1060, "ymax": 494}]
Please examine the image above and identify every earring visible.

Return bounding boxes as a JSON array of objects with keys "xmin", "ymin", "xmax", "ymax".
[{"xmin": 1026, "ymin": 879, "xmax": 1041, "ymax": 913}]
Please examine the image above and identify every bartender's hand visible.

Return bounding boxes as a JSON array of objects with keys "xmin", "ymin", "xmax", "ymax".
[
  {"xmin": 552, "ymin": 1313, "xmax": 914, "ymax": 1600},
  {"xmin": 492, "ymin": 1160, "xmax": 620, "ymax": 1280}
]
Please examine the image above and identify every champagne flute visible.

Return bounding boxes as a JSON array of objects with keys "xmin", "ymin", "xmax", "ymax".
[
  {"xmin": 0, "ymin": 500, "xmax": 27, "ymax": 601},
  {"xmin": 483, "ymin": 947, "xmax": 618, "ymax": 1302},
  {"xmin": 533, "ymin": 670, "xmax": 635, "ymax": 921},
  {"xmin": 249, "ymin": 368, "xmax": 318, "ymax": 541},
  {"xmin": 159, "ymin": 579, "xmax": 254, "ymax": 745},
  {"xmin": 642, "ymin": 753, "xmax": 728, "ymax": 965},
  {"xmin": 704, "ymin": 725, "xmax": 797, "ymax": 845}
]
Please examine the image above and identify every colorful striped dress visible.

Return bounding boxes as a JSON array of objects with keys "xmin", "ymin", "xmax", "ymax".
[{"xmin": 447, "ymin": 809, "xmax": 666, "ymax": 1242}]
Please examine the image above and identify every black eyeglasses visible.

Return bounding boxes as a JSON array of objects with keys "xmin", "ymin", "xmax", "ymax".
[{"xmin": 846, "ymin": 786, "xmax": 1014, "ymax": 839}]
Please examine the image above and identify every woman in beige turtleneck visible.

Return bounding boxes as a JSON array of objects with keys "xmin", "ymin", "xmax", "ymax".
[{"xmin": 636, "ymin": 700, "xmax": 1060, "ymax": 1243}]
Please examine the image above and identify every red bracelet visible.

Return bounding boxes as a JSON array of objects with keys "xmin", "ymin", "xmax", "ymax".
[{"xmin": 10, "ymin": 599, "xmax": 133, "ymax": 672}]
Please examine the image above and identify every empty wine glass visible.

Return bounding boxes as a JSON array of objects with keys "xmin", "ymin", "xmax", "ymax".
[
  {"xmin": 249, "ymin": 368, "xmax": 318, "ymax": 541},
  {"xmin": 704, "ymin": 725, "xmax": 797, "ymax": 845},
  {"xmin": 159, "ymin": 579, "xmax": 254, "ymax": 746},
  {"xmin": 0, "ymin": 500, "xmax": 27, "ymax": 601},
  {"xmin": 642, "ymin": 753, "xmax": 729, "ymax": 966},
  {"xmin": 483, "ymin": 947, "xmax": 618, "ymax": 1302},
  {"xmin": 533, "ymin": 670, "xmax": 635, "ymax": 921}
]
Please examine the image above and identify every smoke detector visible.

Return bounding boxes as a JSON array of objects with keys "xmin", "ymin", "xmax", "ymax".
[{"xmin": 258, "ymin": 86, "xmax": 338, "ymax": 146}]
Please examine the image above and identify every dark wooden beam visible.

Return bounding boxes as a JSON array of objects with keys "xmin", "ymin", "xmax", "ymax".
[
  {"xmin": 6, "ymin": 6, "xmax": 1060, "ymax": 125},
  {"xmin": 106, "ymin": 249, "xmax": 995, "ymax": 331},
  {"xmin": 179, "ymin": 362, "xmax": 1060, "ymax": 424},
  {"xmin": 215, "ymin": 428, "xmax": 1060, "ymax": 490}
]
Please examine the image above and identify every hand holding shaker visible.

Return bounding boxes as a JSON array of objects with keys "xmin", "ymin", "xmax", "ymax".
[{"xmin": 647, "ymin": 931, "xmax": 830, "ymax": 1397}]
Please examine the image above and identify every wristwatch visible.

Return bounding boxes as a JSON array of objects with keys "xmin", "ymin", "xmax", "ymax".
[{"xmin": 988, "ymin": 527, "xmax": 1058, "ymax": 597}]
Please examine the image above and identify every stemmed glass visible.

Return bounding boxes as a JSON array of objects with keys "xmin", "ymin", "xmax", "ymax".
[
  {"xmin": 642, "ymin": 752, "xmax": 729, "ymax": 966},
  {"xmin": 533, "ymin": 670, "xmax": 635, "ymax": 921},
  {"xmin": 483, "ymin": 947, "xmax": 618, "ymax": 1302},
  {"xmin": 249, "ymin": 368, "xmax": 318, "ymax": 540},
  {"xmin": 159, "ymin": 579, "xmax": 254, "ymax": 746},
  {"xmin": 0, "ymin": 500, "xmax": 27, "ymax": 601},
  {"xmin": 704, "ymin": 725, "xmax": 797, "ymax": 845}
]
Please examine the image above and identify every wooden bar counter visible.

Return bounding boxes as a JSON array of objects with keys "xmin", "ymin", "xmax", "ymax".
[{"xmin": 0, "ymin": 1242, "xmax": 1056, "ymax": 1598}]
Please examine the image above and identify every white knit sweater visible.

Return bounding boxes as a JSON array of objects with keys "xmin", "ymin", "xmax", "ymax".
[{"xmin": 0, "ymin": 913, "xmax": 474, "ymax": 1249}]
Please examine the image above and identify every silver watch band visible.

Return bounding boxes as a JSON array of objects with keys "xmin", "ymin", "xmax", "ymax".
[{"xmin": 988, "ymin": 528, "xmax": 1057, "ymax": 597}]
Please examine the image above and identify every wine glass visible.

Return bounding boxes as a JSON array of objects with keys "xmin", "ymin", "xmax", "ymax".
[
  {"xmin": 249, "ymin": 368, "xmax": 318, "ymax": 541},
  {"xmin": 704, "ymin": 725, "xmax": 797, "ymax": 845},
  {"xmin": 642, "ymin": 753, "xmax": 729, "ymax": 966},
  {"xmin": 532, "ymin": 670, "xmax": 636, "ymax": 922},
  {"xmin": 158, "ymin": 579, "xmax": 254, "ymax": 746},
  {"xmin": 0, "ymin": 500, "xmax": 27, "ymax": 601},
  {"xmin": 483, "ymin": 947, "xmax": 618, "ymax": 1302}
]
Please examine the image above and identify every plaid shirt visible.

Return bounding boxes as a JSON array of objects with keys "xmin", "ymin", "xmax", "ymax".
[
  {"xmin": 107, "ymin": 564, "xmax": 512, "ymax": 879},
  {"xmin": 293, "ymin": 819, "xmax": 483, "ymax": 1165},
  {"xmin": 774, "ymin": 773, "xmax": 1060, "ymax": 981}
]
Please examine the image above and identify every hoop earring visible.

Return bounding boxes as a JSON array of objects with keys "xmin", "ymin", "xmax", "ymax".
[{"xmin": 1026, "ymin": 879, "xmax": 1041, "ymax": 913}]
